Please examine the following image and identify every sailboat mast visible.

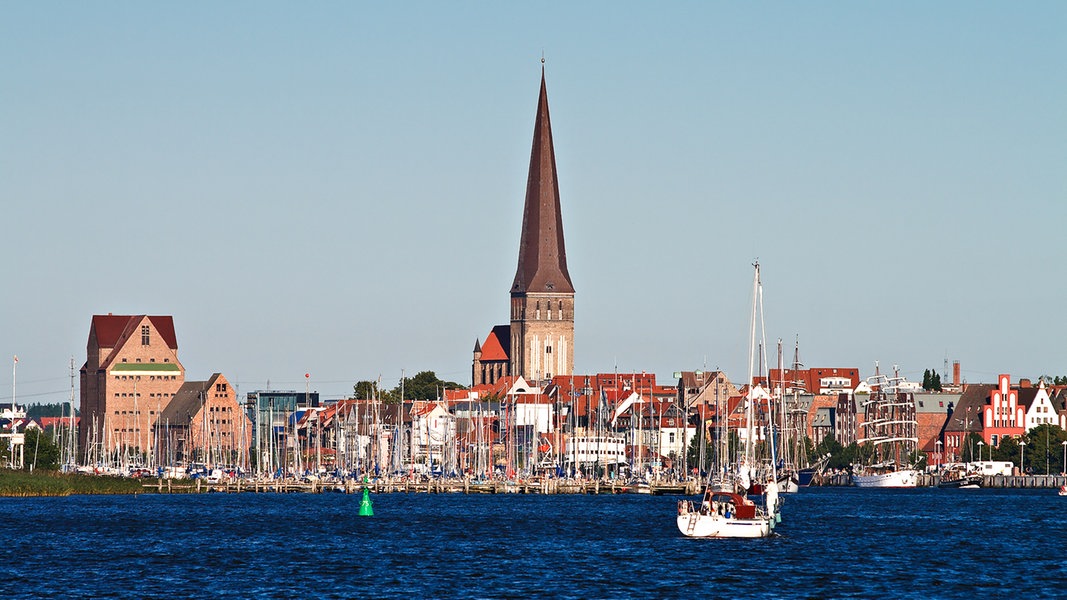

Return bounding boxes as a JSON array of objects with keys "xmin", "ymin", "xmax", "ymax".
[{"xmin": 745, "ymin": 262, "xmax": 760, "ymax": 468}]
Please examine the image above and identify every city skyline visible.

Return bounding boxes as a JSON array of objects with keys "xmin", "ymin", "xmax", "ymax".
[{"xmin": 3, "ymin": 4, "xmax": 1065, "ymax": 403}]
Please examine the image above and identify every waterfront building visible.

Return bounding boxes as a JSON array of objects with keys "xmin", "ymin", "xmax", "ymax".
[
  {"xmin": 676, "ymin": 370, "xmax": 737, "ymax": 410},
  {"xmin": 767, "ymin": 366, "xmax": 861, "ymax": 395},
  {"xmin": 942, "ymin": 384, "xmax": 995, "ymax": 463},
  {"xmin": 158, "ymin": 373, "xmax": 251, "ymax": 468},
  {"xmin": 79, "ymin": 314, "xmax": 186, "ymax": 462},
  {"xmin": 1020, "ymin": 379, "xmax": 1062, "ymax": 431},
  {"xmin": 801, "ymin": 394, "xmax": 840, "ymax": 446},
  {"xmin": 473, "ymin": 67, "xmax": 575, "ymax": 386},
  {"xmin": 245, "ymin": 389, "xmax": 319, "ymax": 474},
  {"xmin": 938, "ymin": 374, "xmax": 1055, "ymax": 463},
  {"xmin": 914, "ymin": 391, "xmax": 960, "ymax": 467}
]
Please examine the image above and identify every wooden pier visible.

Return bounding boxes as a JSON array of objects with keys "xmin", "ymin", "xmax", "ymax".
[{"xmin": 145, "ymin": 477, "xmax": 703, "ymax": 495}]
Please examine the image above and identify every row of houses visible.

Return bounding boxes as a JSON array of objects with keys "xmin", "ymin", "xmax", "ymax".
[{"xmin": 275, "ymin": 367, "xmax": 1067, "ymax": 479}]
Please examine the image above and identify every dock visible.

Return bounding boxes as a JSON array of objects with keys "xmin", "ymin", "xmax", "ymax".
[{"xmin": 145, "ymin": 477, "xmax": 704, "ymax": 495}]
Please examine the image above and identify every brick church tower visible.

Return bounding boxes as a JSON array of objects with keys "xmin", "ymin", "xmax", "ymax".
[
  {"xmin": 508, "ymin": 67, "xmax": 575, "ymax": 382},
  {"xmin": 472, "ymin": 67, "xmax": 575, "ymax": 386}
]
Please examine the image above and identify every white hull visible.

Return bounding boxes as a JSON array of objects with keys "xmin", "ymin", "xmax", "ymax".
[
  {"xmin": 778, "ymin": 474, "xmax": 800, "ymax": 494},
  {"xmin": 852, "ymin": 469, "xmax": 918, "ymax": 488},
  {"xmin": 676, "ymin": 513, "xmax": 773, "ymax": 538}
]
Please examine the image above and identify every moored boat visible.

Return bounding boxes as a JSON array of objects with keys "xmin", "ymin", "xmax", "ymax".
[
  {"xmin": 852, "ymin": 369, "xmax": 919, "ymax": 489},
  {"xmin": 938, "ymin": 474, "xmax": 982, "ymax": 489},
  {"xmin": 852, "ymin": 466, "xmax": 918, "ymax": 488}
]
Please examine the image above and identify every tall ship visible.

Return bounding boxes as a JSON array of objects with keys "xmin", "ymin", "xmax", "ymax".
[{"xmin": 852, "ymin": 370, "xmax": 919, "ymax": 488}]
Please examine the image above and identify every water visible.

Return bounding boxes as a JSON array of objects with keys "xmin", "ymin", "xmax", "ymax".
[{"xmin": 2, "ymin": 487, "xmax": 1065, "ymax": 598}]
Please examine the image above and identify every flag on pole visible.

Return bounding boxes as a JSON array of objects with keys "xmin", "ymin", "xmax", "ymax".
[{"xmin": 13, "ymin": 355, "xmax": 17, "ymax": 364}]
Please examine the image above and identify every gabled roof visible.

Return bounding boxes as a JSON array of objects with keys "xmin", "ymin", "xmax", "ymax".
[
  {"xmin": 160, "ymin": 373, "xmax": 225, "ymax": 422},
  {"xmin": 943, "ymin": 384, "xmax": 997, "ymax": 433},
  {"xmin": 510, "ymin": 68, "xmax": 574, "ymax": 296},
  {"xmin": 92, "ymin": 314, "xmax": 178, "ymax": 350},
  {"xmin": 479, "ymin": 325, "xmax": 511, "ymax": 362},
  {"xmin": 90, "ymin": 314, "xmax": 180, "ymax": 371},
  {"xmin": 161, "ymin": 380, "xmax": 213, "ymax": 422}
]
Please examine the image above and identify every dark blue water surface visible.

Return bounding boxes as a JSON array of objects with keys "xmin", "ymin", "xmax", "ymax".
[{"xmin": 2, "ymin": 487, "xmax": 1065, "ymax": 598}]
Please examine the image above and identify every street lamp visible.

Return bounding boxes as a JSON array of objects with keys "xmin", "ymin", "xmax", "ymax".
[
  {"xmin": 977, "ymin": 441, "xmax": 984, "ymax": 464},
  {"xmin": 1020, "ymin": 441, "xmax": 1027, "ymax": 474},
  {"xmin": 935, "ymin": 440, "xmax": 943, "ymax": 472}
]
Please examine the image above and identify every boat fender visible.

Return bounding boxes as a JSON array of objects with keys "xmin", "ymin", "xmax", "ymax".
[{"xmin": 677, "ymin": 501, "xmax": 684, "ymax": 515}]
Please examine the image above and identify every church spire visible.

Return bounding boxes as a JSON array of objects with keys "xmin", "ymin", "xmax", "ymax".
[{"xmin": 511, "ymin": 67, "xmax": 574, "ymax": 295}]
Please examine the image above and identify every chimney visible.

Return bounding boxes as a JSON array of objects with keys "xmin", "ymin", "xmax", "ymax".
[
  {"xmin": 952, "ymin": 361, "xmax": 960, "ymax": 386},
  {"xmin": 1020, "ymin": 378, "xmax": 1032, "ymax": 388}
]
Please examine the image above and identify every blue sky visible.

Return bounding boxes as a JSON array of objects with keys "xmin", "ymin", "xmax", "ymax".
[{"xmin": 2, "ymin": 3, "xmax": 1065, "ymax": 404}]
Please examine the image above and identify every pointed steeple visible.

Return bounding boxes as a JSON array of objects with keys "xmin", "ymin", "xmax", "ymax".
[{"xmin": 511, "ymin": 68, "xmax": 574, "ymax": 295}]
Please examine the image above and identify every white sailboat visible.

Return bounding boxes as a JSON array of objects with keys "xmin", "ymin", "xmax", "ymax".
[{"xmin": 677, "ymin": 262, "xmax": 781, "ymax": 538}]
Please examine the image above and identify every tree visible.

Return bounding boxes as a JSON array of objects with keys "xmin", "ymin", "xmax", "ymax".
[
  {"xmin": 992, "ymin": 435, "xmax": 1020, "ymax": 465},
  {"xmin": 352, "ymin": 380, "xmax": 396, "ymax": 403},
  {"xmin": 962, "ymin": 432, "xmax": 984, "ymax": 463},
  {"xmin": 26, "ymin": 403, "xmax": 75, "ymax": 418},
  {"xmin": 921, "ymin": 369, "xmax": 942, "ymax": 392},
  {"xmin": 815, "ymin": 435, "xmax": 854, "ymax": 471},
  {"xmin": 24, "ymin": 428, "xmax": 60, "ymax": 471},
  {"xmin": 1022, "ymin": 424, "xmax": 1067, "ymax": 475},
  {"xmin": 390, "ymin": 371, "xmax": 464, "ymax": 402},
  {"xmin": 685, "ymin": 426, "xmax": 713, "ymax": 473}
]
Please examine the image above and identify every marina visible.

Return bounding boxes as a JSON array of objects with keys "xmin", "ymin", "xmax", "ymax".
[{"xmin": 125, "ymin": 471, "xmax": 1067, "ymax": 495}]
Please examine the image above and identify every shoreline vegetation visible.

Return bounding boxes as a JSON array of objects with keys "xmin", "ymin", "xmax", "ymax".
[{"xmin": 0, "ymin": 470, "xmax": 153, "ymax": 497}]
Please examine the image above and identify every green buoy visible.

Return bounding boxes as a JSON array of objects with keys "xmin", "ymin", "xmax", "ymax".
[{"xmin": 359, "ymin": 485, "xmax": 374, "ymax": 516}]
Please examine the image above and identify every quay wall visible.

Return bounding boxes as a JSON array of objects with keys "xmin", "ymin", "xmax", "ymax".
[{"xmin": 142, "ymin": 474, "xmax": 1067, "ymax": 495}]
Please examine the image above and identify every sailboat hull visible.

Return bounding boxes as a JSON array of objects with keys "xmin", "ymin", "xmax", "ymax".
[
  {"xmin": 852, "ymin": 469, "xmax": 918, "ymax": 488},
  {"xmin": 675, "ymin": 491, "xmax": 776, "ymax": 539},
  {"xmin": 778, "ymin": 473, "xmax": 800, "ymax": 494},
  {"xmin": 676, "ymin": 513, "xmax": 772, "ymax": 538}
]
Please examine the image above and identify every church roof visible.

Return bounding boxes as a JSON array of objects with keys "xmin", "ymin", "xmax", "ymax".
[
  {"xmin": 479, "ymin": 325, "xmax": 511, "ymax": 362},
  {"xmin": 511, "ymin": 68, "xmax": 574, "ymax": 296}
]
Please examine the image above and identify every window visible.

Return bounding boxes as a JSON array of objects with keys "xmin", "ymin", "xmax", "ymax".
[{"xmin": 142, "ymin": 325, "xmax": 150, "ymax": 345}]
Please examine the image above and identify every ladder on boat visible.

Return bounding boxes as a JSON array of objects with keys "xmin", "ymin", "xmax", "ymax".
[{"xmin": 686, "ymin": 514, "xmax": 698, "ymax": 535}]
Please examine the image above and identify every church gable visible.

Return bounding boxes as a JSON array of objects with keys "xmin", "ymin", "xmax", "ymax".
[{"xmin": 480, "ymin": 326, "xmax": 511, "ymax": 362}]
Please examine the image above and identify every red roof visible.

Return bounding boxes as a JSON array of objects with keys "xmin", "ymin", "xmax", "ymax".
[
  {"xmin": 92, "ymin": 314, "xmax": 178, "ymax": 350},
  {"xmin": 479, "ymin": 327, "xmax": 510, "ymax": 362}
]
